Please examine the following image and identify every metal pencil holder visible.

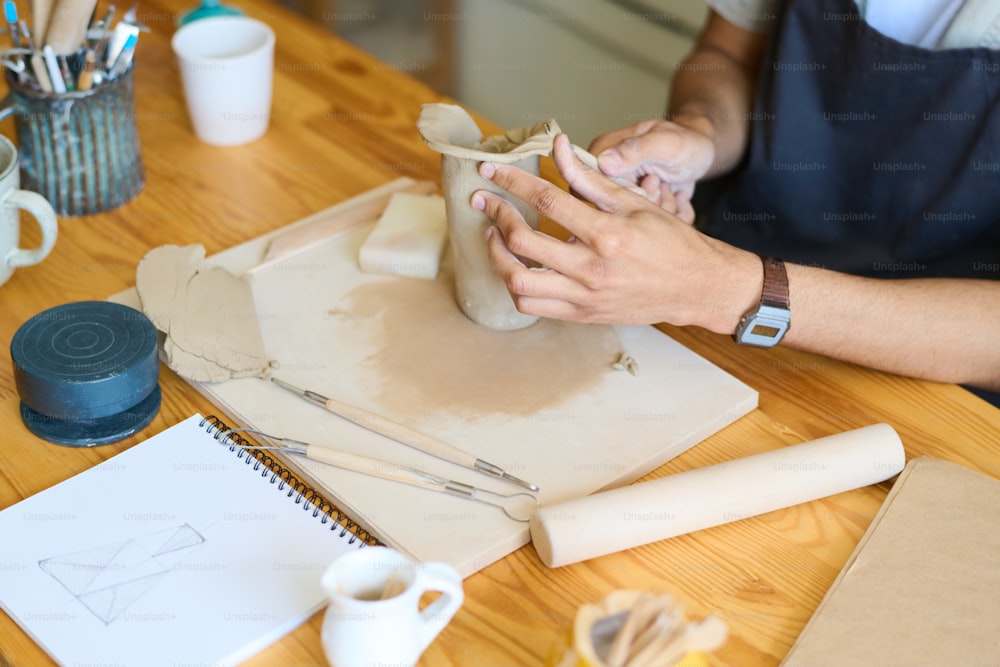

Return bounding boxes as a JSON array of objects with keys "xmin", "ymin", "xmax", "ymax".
[{"xmin": 0, "ymin": 68, "xmax": 144, "ymax": 216}]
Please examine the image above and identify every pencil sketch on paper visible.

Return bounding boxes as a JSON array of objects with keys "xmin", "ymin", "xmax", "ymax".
[{"xmin": 38, "ymin": 524, "xmax": 206, "ymax": 624}]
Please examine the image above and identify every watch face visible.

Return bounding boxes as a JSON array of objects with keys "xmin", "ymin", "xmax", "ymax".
[
  {"xmin": 749, "ymin": 323, "xmax": 782, "ymax": 338},
  {"xmin": 735, "ymin": 306, "xmax": 790, "ymax": 347}
]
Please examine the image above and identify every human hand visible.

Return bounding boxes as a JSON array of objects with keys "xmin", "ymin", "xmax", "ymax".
[
  {"xmin": 588, "ymin": 119, "xmax": 715, "ymax": 214},
  {"xmin": 472, "ymin": 134, "xmax": 758, "ymax": 330}
]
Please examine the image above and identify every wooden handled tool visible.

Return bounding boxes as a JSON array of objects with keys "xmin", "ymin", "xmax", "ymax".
[
  {"xmin": 43, "ymin": 0, "xmax": 97, "ymax": 54},
  {"xmin": 270, "ymin": 376, "xmax": 540, "ymax": 492},
  {"xmin": 31, "ymin": 0, "xmax": 54, "ymax": 44},
  {"xmin": 216, "ymin": 427, "xmax": 538, "ymax": 522}
]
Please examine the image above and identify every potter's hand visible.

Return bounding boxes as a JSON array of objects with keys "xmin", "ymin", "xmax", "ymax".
[
  {"xmin": 473, "ymin": 134, "xmax": 757, "ymax": 330},
  {"xmin": 588, "ymin": 119, "xmax": 714, "ymax": 221}
]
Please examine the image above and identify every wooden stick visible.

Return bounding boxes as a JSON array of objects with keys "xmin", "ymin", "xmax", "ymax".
[
  {"xmin": 319, "ymin": 394, "xmax": 479, "ymax": 470},
  {"xmin": 605, "ymin": 596, "xmax": 663, "ymax": 667},
  {"xmin": 627, "ymin": 598, "xmax": 681, "ymax": 659},
  {"xmin": 302, "ymin": 444, "xmax": 443, "ymax": 492},
  {"xmin": 44, "ymin": 0, "xmax": 98, "ymax": 54},
  {"xmin": 31, "ymin": 0, "xmax": 54, "ymax": 44}
]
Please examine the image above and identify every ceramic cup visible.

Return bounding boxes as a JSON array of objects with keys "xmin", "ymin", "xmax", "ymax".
[
  {"xmin": 171, "ymin": 16, "xmax": 275, "ymax": 146},
  {"xmin": 320, "ymin": 547, "xmax": 464, "ymax": 667},
  {"xmin": 0, "ymin": 69, "xmax": 144, "ymax": 216},
  {"xmin": 0, "ymin": 135, "xmax": 58, "ymax": 287}
]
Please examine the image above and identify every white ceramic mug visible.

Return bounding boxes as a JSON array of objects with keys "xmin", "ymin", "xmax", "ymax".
[
  {"xmin": 320, "ymin": 547, "xmax": 464, "ymax": 667},
  {"xmin": 171, "ymin": 17, "xmax": 275, "ymax": 146},
  {"xmin": 0, "ymin": 135, "xmax": 58, "ymax": 287}
]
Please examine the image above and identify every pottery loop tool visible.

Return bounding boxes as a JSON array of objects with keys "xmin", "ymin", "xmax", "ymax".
[
  {"xmin": 0, "ymin": 47, "xmax": 30, "ymax": 72},
  {"xmin": 270, "ymin": 376, "xmax": 540, "ymax": 493},
  {"xmin": 215, "ymin": 427, "xmax": 539, "ymax": 522}
]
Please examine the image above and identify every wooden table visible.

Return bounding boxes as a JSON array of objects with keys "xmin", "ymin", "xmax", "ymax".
[{"xmin": 1, "ymin": 1, "xmax": 998, "ymax": 664}]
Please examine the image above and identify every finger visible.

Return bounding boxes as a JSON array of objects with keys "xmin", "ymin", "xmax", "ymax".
[
  {"xmin": 676, "ymin": 193, "xmax": 696, "ymax": 225},
  {"xmin": 639, "ymin": 174, "xmax": 663, "ymax": 208},
  {"xmin": 476, "ymin": 151, "xmax": 618, "ymax": 247},
  {"xmin": 552, "ymin": 134, "xmax": 648, "ymax": 219},
  {"xmin": 595, "ymin": 121, "xmax": 680, "ymax": 178},
  {"xmin": 498, "ymin": 293, "xmax": 597, "ymax": 322},
  {"xmin": 672, "ymin": 180, "xmax": 696, "ymax": 202},
  {"xmin": 473, "ymin": 188, "xmax": 590, "ymax": 271},
  {"xmin": 587, "ymin": 119, "xmax": 660, "ymax": 159},
  {"xmin": 567, "ymin": 143, "xmax": 651, "ymax": 204},
  {"xmin": 485, "ymin": 225, "xmax": 595, "ymax": 304}
]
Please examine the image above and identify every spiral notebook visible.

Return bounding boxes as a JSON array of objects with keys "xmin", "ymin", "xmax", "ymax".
[{"xmin": 0, "ymin": 414, "xmax": 368, "ymax": 667}]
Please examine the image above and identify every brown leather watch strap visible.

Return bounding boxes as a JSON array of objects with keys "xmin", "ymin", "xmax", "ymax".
[{"xmin": 760, "ymin": 256, "xmax": 790, "ymax": 308}]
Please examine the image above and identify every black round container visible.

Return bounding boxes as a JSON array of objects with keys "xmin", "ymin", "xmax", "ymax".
[{"xmin": 10, "ymin": 301, "xmax": 160, "ymax": 446}]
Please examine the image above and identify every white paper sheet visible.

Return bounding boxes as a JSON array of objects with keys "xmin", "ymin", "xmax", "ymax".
[{"xmin": 0, "ymin": 415, "xmax": 363, "ymax": 667}]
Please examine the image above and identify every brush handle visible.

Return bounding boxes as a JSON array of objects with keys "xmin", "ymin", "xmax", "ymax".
[
  {"xmin": 31, "ymin": 0, "xmax": 54, "ymax": 44},
  {"xmin": 304, "ymin": 444, "xmax": 443, "ymax": 492},
  {"xmin": 321, "ymin": 396, "xmax": 479, "ymax": 469},
  {"xmin": 43, "ymin": 0, "xmax": 97, "ymax": 54}
]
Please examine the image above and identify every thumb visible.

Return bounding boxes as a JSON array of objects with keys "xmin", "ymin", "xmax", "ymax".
[{"xmin": 596, "ymin": 134, "xmax": 659, "ymax": 178}]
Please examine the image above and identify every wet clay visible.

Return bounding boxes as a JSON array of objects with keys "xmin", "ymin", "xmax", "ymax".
[
  {"xmin": 338, "ymin": 259, "xmax": 622, "ymax": 420},
  {"xmin": 417, "ymin": 103, "xmax": 560, "ymax": 331},
  {"xmin": 136, "ymin": 244, "xmax": 272, "ymax": 383}
]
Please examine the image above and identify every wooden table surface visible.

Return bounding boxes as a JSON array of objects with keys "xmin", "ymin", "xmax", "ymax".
[{"xmin": 1, "ymin": 0, "xmax": 999, "ymax": 665}]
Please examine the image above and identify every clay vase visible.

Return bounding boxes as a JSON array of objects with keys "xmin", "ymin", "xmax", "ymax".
[
  {"xmin": 440, "ymin": 151, "xmax": 542, "ymax": 331},
  {"xmin": 418, "ymin": 103, "xmax": 559, "ymax": 331}
]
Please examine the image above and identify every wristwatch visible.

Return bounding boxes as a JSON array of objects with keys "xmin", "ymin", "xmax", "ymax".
[{"xmin": 734, "ymin": 256, "xmax": 790, "ymax": 347}]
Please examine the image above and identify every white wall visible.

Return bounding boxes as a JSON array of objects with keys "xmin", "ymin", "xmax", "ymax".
[{"xmin": 454, "ymin": 0, "xmax": 708, "ymax": 146}]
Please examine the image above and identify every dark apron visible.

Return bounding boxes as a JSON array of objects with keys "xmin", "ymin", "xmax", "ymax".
[
  {"xmin": 697, "ymin": 0, "xmax": 1000, "ymax": 279},
  {"xmin": 694, "ymin": 0, "xmax": 1000, "ymax": 404}
]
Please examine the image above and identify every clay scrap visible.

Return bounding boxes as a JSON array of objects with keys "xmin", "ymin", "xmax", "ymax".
[{"xmin": 135, "ymin": 244, "xmax": 273, "ymax": 382}]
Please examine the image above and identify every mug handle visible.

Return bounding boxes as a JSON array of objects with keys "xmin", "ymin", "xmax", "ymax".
[
  {"xmin": 3, "ymin": 189, "xmax": 58, "ymax": 268},
  {"xmin": 415, "ymin": 562, "xmax": 464, "ymax": 654}
]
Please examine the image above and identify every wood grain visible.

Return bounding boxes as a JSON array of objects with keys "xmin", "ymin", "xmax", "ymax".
[{"xmin": 1, "ymin": 0, "xmax": 999, "ymax": 665}]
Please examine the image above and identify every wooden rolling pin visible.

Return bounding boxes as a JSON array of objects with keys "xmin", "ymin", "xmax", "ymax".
[{"xmin": 530, "ymin": 424, "xmax": 906, "ymax": 568}]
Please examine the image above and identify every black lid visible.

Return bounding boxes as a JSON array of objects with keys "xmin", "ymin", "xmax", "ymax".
[{"xmin": 11, "ymin": 301, "xmax": 160, "ymax": 445}]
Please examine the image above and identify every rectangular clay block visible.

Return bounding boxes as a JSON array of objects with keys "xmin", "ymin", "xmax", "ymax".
[{"xmin": 358, "ymin": 192, "xmax": 448, "ymax": 280}]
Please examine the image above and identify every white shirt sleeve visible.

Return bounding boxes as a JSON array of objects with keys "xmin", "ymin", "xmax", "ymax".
[{"xmin": 705, "ymin": 0, "xmax": 781, "ymax": 33}]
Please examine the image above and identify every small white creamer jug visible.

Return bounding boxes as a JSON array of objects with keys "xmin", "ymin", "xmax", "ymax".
[{"xmin": 320, "ymin": 546, "xmax": 464, "ymax": 667}]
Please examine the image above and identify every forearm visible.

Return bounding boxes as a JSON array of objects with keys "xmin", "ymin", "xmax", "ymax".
[
  {"xmin": 668, "ymin": 56, "xmax": 753, "ymax": 177},
  {"xmin": 667, "ymin": 13, "xmax": 767, "ymax": 177},
  {"xmin": 727, "ymin": 262, "xmax": 1000, "ymax": 390}
]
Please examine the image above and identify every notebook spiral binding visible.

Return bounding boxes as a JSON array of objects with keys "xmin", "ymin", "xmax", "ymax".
[{"xmin": 199, "ymin": 415, "xmax": 378, "ymax": 547}]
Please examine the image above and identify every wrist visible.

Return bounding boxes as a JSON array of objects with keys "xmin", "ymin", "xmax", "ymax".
[
  {"xmin": 666, "ymin": 106, "xmax": 725, "ymax": 179},
  {"xmin": 667, "ymin": 107, "xmax": 716, "ymax": 144},
  {"xmin": 733, "ymin": 256, "xmax": 791, "ymax": 347},
  {"xmin": 701, "ymin": 243, "xmax": 763, "ymax": 335}
]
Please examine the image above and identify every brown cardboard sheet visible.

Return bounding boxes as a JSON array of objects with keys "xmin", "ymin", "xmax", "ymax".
[{"xmin": 782, "ymin": 456, "xmax": 1000, "ymax": 665}]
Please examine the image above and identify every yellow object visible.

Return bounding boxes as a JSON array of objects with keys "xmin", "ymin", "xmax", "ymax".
[
  {"xmin": 546, "ymin": 638, "xmax": 709, "ymax": 667},
  {"xmin": 545, "ymin": 590, "xmax": 725, "ymax": 667}
]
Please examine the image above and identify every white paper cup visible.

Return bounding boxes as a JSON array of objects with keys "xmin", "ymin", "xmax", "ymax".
[{"xmin": 172, "ymin": 17, "xmax": 275, "ymax": 146}]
